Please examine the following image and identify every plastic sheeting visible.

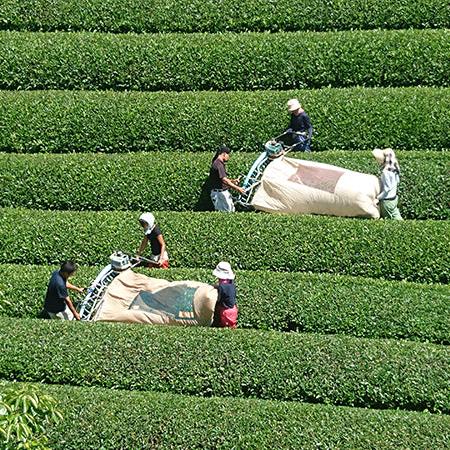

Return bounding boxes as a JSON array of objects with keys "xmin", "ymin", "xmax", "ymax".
[
  {"xmin": 94, "ymin": 269, "xmax": 217, "ymax": 326},
  {"xmin": 251, "ymin": 157, "xmax": 380, "ymax": 218}
]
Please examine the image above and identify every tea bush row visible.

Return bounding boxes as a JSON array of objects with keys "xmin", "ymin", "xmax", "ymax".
[
  {"xmin": 1, "ymin": 151, "xmax": 448, "ymax": 220},
  {"xmin": 0, "ymin": 209, "xmax": 448, "ymax": 283},
  {"xmin": 1, "ymin": 318, "xmax": 449, "ymax": 412},
  {"xmin": 0, "ymin": 29, "xmax": 448, "ymax": 91},
  {"xmin": 1, "ymin": 264, "xmax": 448, "ymax": 343},
  {"xmin": 1, "ymin": 0, "xmax": 448, "ymax": 33},
  {"xmin": 1, "ymin": 88, "xmax": 448, "ymax": 153},
  {"xmin": 2, "ymin": 382, "xmax": 448, "ymax": 449}
]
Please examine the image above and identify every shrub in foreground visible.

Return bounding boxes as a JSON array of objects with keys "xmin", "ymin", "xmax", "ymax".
[{"xmin": 2, "ymin": 382, "xmax": 449, "ymax": 449}]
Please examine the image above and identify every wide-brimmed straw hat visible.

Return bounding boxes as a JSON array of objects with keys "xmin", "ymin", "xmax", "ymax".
[
  {"xmin": 213, "ymin": 261, "xmax": 235, "ymax": 280},
  {"xmin": 287, "ymin": 98, "xmax": 302, "ymax": 112}
]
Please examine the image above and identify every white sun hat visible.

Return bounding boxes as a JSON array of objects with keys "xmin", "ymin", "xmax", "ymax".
[
  {"xmin": 287, "ymin": 98, "xmax": 302, "ymax": 112},
  {"xmin": 139, "ymin": 212, "xmax": 155, "ymax": 231},
  {"xmin": 213, "ymin": 261, "xmax": 235, "ymax": 280}
]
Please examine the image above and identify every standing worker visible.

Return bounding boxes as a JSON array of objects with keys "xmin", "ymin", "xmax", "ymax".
[
  {"xmin": 286, "ymin": 99, "xmax": 313, "ymax": 152},
  {"xmin": 43, "ymin": 261, "xmax": 83, "ymax": 320},
  {"xmin": 372, "ymin": 148, "xmax": 403, "ymax": 220},
  {"xmin": 211, "ymin": 261, "xmax": 238, "ymax": 328},
  {"xmin": 137, "ymin": 212, "xmax": 170, "ymax": 268},
  {"xmin": 209, "ymin": 145, "xmax": 245, "ymax": 212}
]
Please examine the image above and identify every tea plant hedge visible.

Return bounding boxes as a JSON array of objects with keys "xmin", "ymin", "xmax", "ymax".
[
  {"xmin": 1, "ymin": 264, "xmax": 448, "ymax": 343},
  {"xmin": 2, "ymin": 151, "xmax": 448, "ymax": 220},
  {"xmin": 0, "ymin": 318, "xmax": 448, "ymax": 412},
  {"xmin": 2, "ymin": 382, "xmax": 448, "ymax": 450},
  {"xmin": 1, "ymin": 209, "xmax": 448, "ymax": 283},
  {"xmin": 0, "ymin": 29, "xmax": 448, "ymax": 91},
  {"xmin": 1, "ymin": 88, "xmax": 448, "ymax": 153},
  {"xmin": 1, "ymin": 0, "xmax": 448, "ymax": 33}
]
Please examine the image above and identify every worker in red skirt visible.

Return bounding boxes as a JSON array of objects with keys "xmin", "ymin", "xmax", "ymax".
[{"xmin": 211, "ymin": 261, "xmax": 238, "ymax": 328}]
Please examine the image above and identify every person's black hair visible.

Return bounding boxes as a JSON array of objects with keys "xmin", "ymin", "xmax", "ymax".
[
  {"xmin": 212, "ymin": 145, "xmax": 231, "ymax": 162},
  {"xmin": 60, "ymin": 260, "xmax": 77, "ymax": 274}
]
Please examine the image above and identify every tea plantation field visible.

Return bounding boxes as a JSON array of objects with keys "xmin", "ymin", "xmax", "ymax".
[{"xmin": 0, "ymin": 0, "xmax": 449, "ymax": 448}]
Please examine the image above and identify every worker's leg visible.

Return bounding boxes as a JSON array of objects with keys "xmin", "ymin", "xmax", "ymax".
[
  {"xmin": 380, "ymin": 199, "xmax": 403, "ymax": 220},
  {"xmin": 222, "ymin": 191, "xmax": 235, "ymax": 212},
  {"xmin": 211, "ymin": 191, "xmax": 234, "ymax": 212},
  {"xmin": 48, "ymin": 307, "xmax": 74, "ymax": 320}
]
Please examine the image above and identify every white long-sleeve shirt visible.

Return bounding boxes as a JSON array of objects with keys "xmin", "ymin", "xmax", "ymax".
[{"xmin": 378, "ymin": 169, "xmax": 399, "ymax": 200}]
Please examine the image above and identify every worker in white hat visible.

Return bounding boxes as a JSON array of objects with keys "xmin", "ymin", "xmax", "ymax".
[
  {"xmin": 211, "ymin": 261, "xmax": 238, "ymax": 328},
  {"xmin": 137, "ymin": 212, "xmax": 170, "ymax": 267},
  {"xmin": 286, "ymin": 98, "xmax": 313, "ymax": 152},
  {"xmin": 372, "ymin": 148, "xmax": 403, "ymax": 220}
]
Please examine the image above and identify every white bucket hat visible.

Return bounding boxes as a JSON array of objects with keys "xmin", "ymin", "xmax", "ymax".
[
  {"xmin": 287, "ymin": 98, "xmax": 302, "ymax": 112},
  {"xmin": 139, "ymin": 212, "xmax": 155, "ymax": 231},
  {"xmin": 213, "ymin": 261, "xmax": 235, "ymax": 280}
]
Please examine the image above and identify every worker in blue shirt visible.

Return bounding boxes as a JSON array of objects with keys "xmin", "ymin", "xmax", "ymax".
[
  {"xmin": 43, "ymin": 261, "xmax": 83, "ymax": 320},
  {"xmin": 286, "ymin": 98, "xmax": 313, "ymax": 152}
]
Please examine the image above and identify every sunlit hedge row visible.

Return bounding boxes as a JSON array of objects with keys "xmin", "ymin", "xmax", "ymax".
[
  {"xmin": 1, "ymin": 88, "xmax": 449, "ymax": 153},
  {"xmin": 0, "ymin": 29, "xmax": 448, "ymax": 91},
  {"xmin": 0, "ymin": 209, "xmax": 448, "ymax": 283},
  {"xmin": 1, "ymin": 264, "xmax": 448, "ymax": 343},
  {"xmin": 1, "ymin": 319, "xmax": 448, "ymax": 412},
  {"xmin": 2, "ymin": 382, "xmax": 448, "ymax": 450},
  {"xmin": 1, "ymin": 0, "xmax": 448, "ymax": 33},
  {"xmin": 2, "ymin": 151, "xmax": 448, "ymax": 220}
]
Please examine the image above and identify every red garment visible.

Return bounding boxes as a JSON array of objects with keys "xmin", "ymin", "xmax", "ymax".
[
  {"xmin": 159, "ymin": 260, "xmax": 170, "ymax": 269},
  {"xmin": 213, "ymin": 304, "xmax": 238, "ymax": 329},
  {"xmin": 147, "ymin": 260, "xmax": 169, "ymax": 269}
]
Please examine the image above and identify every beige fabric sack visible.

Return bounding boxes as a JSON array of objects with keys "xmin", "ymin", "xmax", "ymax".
[
  {"xmin": 94, "ymin": 269, "xmax": 217, "ymax": 326},
  {"xmin": 251, "ymin": 157, "xmax": 380, "ymax": 218}
]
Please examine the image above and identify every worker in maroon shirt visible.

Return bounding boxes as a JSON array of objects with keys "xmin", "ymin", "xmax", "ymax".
[{"xmin": 209, "ymin": 145, "xmax": 244, "ymax": 212}]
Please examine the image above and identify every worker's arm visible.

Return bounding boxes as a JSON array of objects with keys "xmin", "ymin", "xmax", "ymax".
[
  {"xmin": 377, "ymin": 171, "xmax": 395, "ymax": 200},
  {"xmin": 65, "ymin": 296, "xmax": 80, "ymax": 320},
  {"xmin": 156, "ymin": 234, "xmax": 166, "ymax": 265},
  {"xmin": 222, "ymin": 177, "xmax": 245, "ymax": 194},
  {"xmin": 66, "ymin": 281, "xmax": 84, "ymax": 294},
  {"xmin": 304, "ymin": 114, "xmax": 313, "ymax": 141},
  {"xmin": 137, "ymin": 236, "xmax": 148, "ymax": 256}
]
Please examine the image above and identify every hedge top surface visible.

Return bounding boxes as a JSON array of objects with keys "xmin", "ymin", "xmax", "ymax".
[
  {"xmin": 1, "ymin": 88, "xmax": 449, "ymax": 153},
  {"xmin": 1, "ymin": 264, "xmax": 449, "ymax": 343},
  {"xmin": 0, "ymin": 29, "xmax": 448, "ymax": 91},
  {"xmin": 0, "ymin": 208, "xmax": 448, "ymax": 283},
  {"xmin": 1, "ymin": 0, "xmax": 449, "ymax": 33},
  {"xmin": 1, "ymin": 151, "xmax": 448, "ymax": 220},
  {"xmin": 4, "ymin": 382, "xmax": 449, "ymax": 450},
  {"xmin": 1, "ymin": 318, "xmax": 449, "ymax": 412}
]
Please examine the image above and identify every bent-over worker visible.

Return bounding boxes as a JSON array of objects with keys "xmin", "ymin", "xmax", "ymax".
[{"xmin": 137, "ymin": 212, "xmax": 170, "ymax": 268}]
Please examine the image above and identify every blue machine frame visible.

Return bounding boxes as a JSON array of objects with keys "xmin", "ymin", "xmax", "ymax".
[{"xmin": 236, "ymin": 131, "xmax": 306, "ymax": 208}]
